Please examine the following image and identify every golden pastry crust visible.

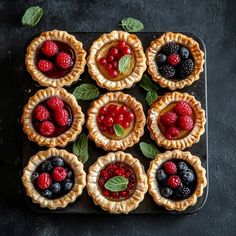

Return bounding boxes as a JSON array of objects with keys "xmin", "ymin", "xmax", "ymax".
[
  {"xmin": 147, "ymin": 149, "xmax": 207, "ymax": 211},
  {"xmin": 86, "ymin": 92, "xmax": 146, "ymax": 151},
  {"xmin": 147, "ymin": 92, "xmax": 205, "ymax": 150},
  {"xmin": 87, "ymin": 30, "xmax": 147, "ymax": 91},
  {"xmin": 146, "ymin": 32, "xmax": 205, "ymax": 90},
  {"xmin": 87, "ymin": 151, "xmax": 148, "ymax": 214},
  {"xmin": 22, "ymin": 87, "xmax": 85, "ymax": 147},
  {"xmin": 22, "ymin": 148, "xmax": 86, "ymax": 210},
  {"xmin": 25, "ymin": 30, "xmax": 87, "ymax": 87}
]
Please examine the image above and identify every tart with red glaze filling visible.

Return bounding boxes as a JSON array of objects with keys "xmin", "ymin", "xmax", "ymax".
[
  {"xmin": 87, "ymin": 151, "xmax": 148, "ymax": 214},
  {"xmin": 147, "ymin": 92, "xmax": 205, "ymax": 150},
  {"xmin": 86, "ymin": 92, "xmax": 146, "ymax": 151},
  {"xmin": 25, "ymin": 30, "xmax": 86, "ymax": 87},
  {"xmin": 22, "ymin": 87, "xmax": 85, "ymax": 147},
  {"xmin": 87, "ymin": 30, "xmax": 146, "ymax": 91}
]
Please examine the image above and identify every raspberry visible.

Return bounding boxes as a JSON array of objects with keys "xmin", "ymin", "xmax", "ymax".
[
  {"xmin": 160, "ymin": 111, "xmax": 178, "ymax": 127},
  {"xmin": 163, "ymin": 161, "xmax": 177, "ymax": 175},
  {"xmin": 34, "ymin": 105, "xmax": 50, "ymax": 121},
  {"xmin": 167, "ymin": 175, "xmax": 182, "ymax": 189},
  {"xmin": 41, "ymin": 40, "xmax": 58, "ymax": 57},
  {"xmin": 37, "ymin": 60, "xmax": 53, "ymax": 72},
  {"xmin": 47, "ymin": 96, "xmax": 64, "ymax": 111},
  {"xmin": 174, "ymin": 101, "xmax": 193, "ymax": 116},
  {"xmin": 177, "ymin": 115, "xmax": 194, "ymax": 131},
  {"xmin": 165, "ymin": 126, "xmax": 180, "ymax": 139},
  {"xmin": 56, "ymin": 52, "xmax": 72, "ymax": 69},
  {"xmin": 167, "ymin": 54, "xmax": 181, "ymax": 66},
  {"xmin": 55, "ymin": 108, "xmax": 69, "ymax": 126},
  {"xmin": 52, "ymin": 167, "xmax": 67, "ymax": 182},
  {"xmin": 39, "ymin": 121, "xmax": 55, "ymax": 136},
  {"xmin": 37, "ymin": 173, "xmax": 52, "ymax": 190}
]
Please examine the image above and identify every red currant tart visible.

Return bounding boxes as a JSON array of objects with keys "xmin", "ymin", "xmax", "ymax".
[
  {"xmin": 87, "ymin": 30, "xmax": 146, "ymax": 91},
  {"xmin": 146, "ymin": 32, "xmax": 205, "ymax": 90},
  {"xmin": 147, "ymin": 150, "xmax": 207, "ymax": 211},
  {"xmin": 22, "ymin": 87, "xmax": 85, "ymax": 147},
  {"xmin": 87, "ymin": 151, "xmax": 148, "ymax": 214},
  {"xmin": 147, "ymin": 92, "xmax": 205, "ymax": 150},
  {"xmin": 25, "ymin": 30, "xmax": 86, "ymax": 87},
  {"xmin": 22, "ymin": 148, "xmax": 86, "ymax": 209},
  {"xmin": 86, "ymin": 92, "xmax": 146, "ymax": 151}
]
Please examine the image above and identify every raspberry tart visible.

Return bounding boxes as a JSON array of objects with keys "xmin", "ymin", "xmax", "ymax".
[
  {"xmin": 86, "ymin": 92, "xmax": 146, "ymax": 151},
  {"xmin": 87, "ymin": 151, "xmax": 148, "ymax": 214},
  {"xmin": 87, "ymin": 30, "xmax": 146, "ymax": 91},
  {"xmin": 22, "ymin": 148, "xmax": 86, "ymax": 209},
  {"xmin": 147, "ymin": 92, "xmax": 205, "ymax": 150},
  {"xmin": 22, "ymin": 87, "xmax": 84, "ymax": 147},
  {"xmin": 147, "ymin": 150, "xmax": 207, "ymax": 211},
  {"xmin": 25, "ymin": 30, "xmax": 86, "ymax": 87},
  {"xmin": 146, "ymin": 32, "xmax": 204, "ymax": 90}
]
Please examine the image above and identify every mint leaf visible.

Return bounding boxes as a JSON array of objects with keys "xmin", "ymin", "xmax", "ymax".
[
  {"xmin": 22, "ymin": 6, "xmax": 43, "ymax": 27},
  {"xmin": 113, "ymin": 124, "xmax": 125, "ymax": 137},
  {"xmin": 72, "ymin": 133, "xmax": 89, "ymax": 164},
  {"xmin": 146, "ymin": 91, "xmax": 158, "ymax": 106},
  {"xmin": 121, "ymin": 17, "xmax": 144, "ymax": 32},
  {"xmin": 73, "ymin": 84, "xmax": 100, "ymax": 101},
  {"xmin": 140, "ymin": 74, "xmax": 157, "ymax": 92},
  {"xmin": 104, "ymin": 176, "xmax": 128, "ymax": 192},
  {"xmin": 139, "ymin": 142, "xmax": 159, "ymax": 159},
  {"xmin": 118, "ymin": 55, "xmax": 131, "ymax": 74}
]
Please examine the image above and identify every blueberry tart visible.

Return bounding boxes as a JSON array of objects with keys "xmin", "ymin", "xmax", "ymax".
[
  {"xmin": 87, "ymin": 30, "xmax": 146, "ymax": 91},
  {"xmin": 86, "ymin": 92, "xmax": 146, "ymax": 151},
  {"xmin": 146, "ymin": 32, "xmax": 204, "ymax": 90},
  {"xmin": 25, "ymin": 30, "xmax": 87, "ymax": 87},
  {"xmin": 147, "ymin": 91, "xmax": 205, "ymax": 150},
  {"xmin": 87, "ymin": 151, "xmax": 148, "ymax": 214},
  {"xmin": 22, "ymin": 87, "xmax": 85, "ymax": 147},
  {"xmin": 147, "ymin": 149, "xmax": 207, "ymax": 211},
  {"xmin": 22, "ymin": 148, "xmax": 86, "ymax": 209}
]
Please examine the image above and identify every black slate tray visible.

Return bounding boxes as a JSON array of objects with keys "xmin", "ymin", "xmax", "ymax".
[{"xmin": 22, "ymin": 32, "xmax": 208, "ymax": 214}]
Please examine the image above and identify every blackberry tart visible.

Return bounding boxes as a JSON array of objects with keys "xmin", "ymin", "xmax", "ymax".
[
  {"xmin": 86, "ymin": 92, "xmax": 146, "ymax": 151},
  {"xmin": 22, "ymin": 87, "xmax": 85, "ymax": 147},
  {"xmin": 25, "ymin": 30, "xmax": 86, "ymax": 87},
  {"xmin": 147, "ymin": 91, "xmax": 205, "ymax": 150},
  {"xmin": 147, "ymin": 149, "xmax": 207, "ymax": 211},
  {"xmin": 22, "ymin": 148, "xmax": 86, "ymax": 209},
  {"xmin": 87, "ymin": 30, "xmax": 146, "ymax": 91},
  {"xmin": 146, "ymin": 32, "xmax": 204, "ymax": 90},
  {"xmin": 87, "ymin": 151, "xmax": 148, "ymax": 214}
]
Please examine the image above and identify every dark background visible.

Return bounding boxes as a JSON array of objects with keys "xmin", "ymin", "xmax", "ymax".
[{"xmin": 0, "ymin": 0, "xmax": 235, "ymax": 235}]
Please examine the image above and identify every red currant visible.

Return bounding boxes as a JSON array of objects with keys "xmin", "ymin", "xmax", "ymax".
[
  {"xmin": 107, "ymin": 55, "xmax": 114, "ymax": 62},
  {"xmin": 97, "ymin": 114, "xmax": 104, "ymax": 124},
  {"xmin": 103, "ymin": 116, "xmax": 114, "ymax": 127},
  {"xmin": 117, "ymin": 40, "xmax": 126, "ymax": 50},
  {"xmin": 109, "ymin": 47, "xmax": 119, "ymax": 57},
  {"xmin": 105, "ymin": 63, "xmax": 113, "ymax": 71},
  {"xmin": 99, "ymin": 106, "xmax": 108, "ymax": 115},
  {"xmin": 114, "ymin": 113, "xmax": 124, "ymax": 125},
  {"xmin": 122, "ymin": 121, "xmax": 130, "ymax": 129},
  {"xmin": 99, "ymin": 57, "xmax": 107, "ymax": 66},
  {"xmin": 109, "ymin": 69, "xmax": 118, "ymax": 78},
  {"xmin": 111, "ymin": 61, "xmax": 118, "ymax": 68},
  {"xmin": 103, "ymin": 190, "xmax": 110, "ymax": 196},
  {"xmin": 120, "ymin": 191, "xmax": 128, "ymax": 197},
  {"xmin": 121, "ymin": 46, "xmax": 131, "ymax": 55},
  {"xmin": 119, "ymin": 105, "xmax": 128, "ymax": 114},
  {"xmin": 125, "ymin": 111, "xmax": 134, "ymax": 122},
  {"xmin": 108, "ymin": 128, "xmax": 115, "ymax": 134}
]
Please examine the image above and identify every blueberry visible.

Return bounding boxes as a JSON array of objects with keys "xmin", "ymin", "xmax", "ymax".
[
  {"xmin": 156, "ymin": 53, "xmax": 167, "ymax": 65},
  {"xmin": 31, "ymin": 172, "xmax": 39, "ymax": 182},
  {"xmin": 50, "ymin": 182, "xmax": 61, "ymax": 193},
  {"xmin": 175, "ymin": 186, "xmax": 191, "ymax": 199},
  {"xmin": 156, "ymin": 169, "xmax": 167, "ymax": 182},
  {"xmin": 177, "ymin": 161, "xmax": 189, "ymax": 172},
  {"xmin": 41, "ymin": 160, "xmax": 53, "ymax": 173},
  {"xmin": 52, "ymin": 157, "xmax": 64, "ymax": 167},
  {"xmin": 179, "ymin": 46, "xmax": 189, "ymax": 59},
  {"xmin": 179, "ymin": 170, "xmax": 195, "ymax": 185},
  {"xmin": 42, "ymin": 190, "xmax": 52, "ymax": 199},
  {"xmin": 62, "ymin": 179, "xmax": 73, "ymax": 191},
  {"xmin": 160, "ymin": 187, "xmax": 173, "ymax": 198},
  {"xmin": 67, "ymin": 170, "xmax": 73, "ymax": 178}
]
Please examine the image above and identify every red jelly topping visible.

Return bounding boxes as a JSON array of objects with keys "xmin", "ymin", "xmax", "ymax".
[{"xmin": 98, "ymin": 162, "xmax": 136, "ymax": 200}]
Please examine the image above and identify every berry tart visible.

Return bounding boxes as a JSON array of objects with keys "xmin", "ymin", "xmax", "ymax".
[
  {"xmin": 22, "ymin": 148, "xmax": 86, "ymax": 209},
  {"xmin": 147, "ymin": 150, "xmax": 207, "ymax": 211},
  {"xmin": 146, "ymin": 32, "xmax": 204, "ymax": 90},
  {"xmin": 22, "ymin": 87, "xmax": 85, "ymax": 147},
  {"xmin": 25, "ymin": 30, "xmax": 87, "ymax": 87},
  {"xmin": 147, "ymin": 92, "xmax": 205, "ymax": 150},
  {"xmin": 87, "ymin": 30, "xmax": 146, "ymax": 91},
  {"xmin": 87, "ymin": 151, "xmax": 148, "ymax": 214},
  {"xmin": 86, "ymin": 92, "xmax": 146, "ymax": 151}
]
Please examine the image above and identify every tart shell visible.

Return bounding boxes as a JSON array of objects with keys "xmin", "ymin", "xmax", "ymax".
[
  {"xmin": 147, "ymin": 149, "xmax": 207, "ymax": 211},
  {"xmin": 87, "ymin": 151, "xmax": 148, "ymax": 214},
  {"xmin": 22, "ymin": 148, "xmax": 86, "ymax": 210}
]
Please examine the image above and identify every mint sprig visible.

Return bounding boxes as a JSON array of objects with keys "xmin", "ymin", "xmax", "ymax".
[
  {"xmin": 113, "ymin": 124, "xmax": 125, "ymax": 137},
  {"xmin": 22, "ymin": 6, "xmax": 43, "ymax": 27},
  {"xmin": 118, "ymin": 55, "xmax": 131, "ymax": 74},
  {"xmin": 73, "ymin": 84, "xmax": 100, "ymax": 101},
  {"xmin": 121, "ymin": 17, "xmax": 144, "ymax": 32},
  {"xmin": 139, "ymin": 142, "xmax": 159, "ymax": 159},
  {"xmin": 104, "ymin": 176, "xmax": 128, "ymax": 192}
]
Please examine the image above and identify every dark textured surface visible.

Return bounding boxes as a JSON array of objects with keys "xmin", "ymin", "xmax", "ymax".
[{"xmin": 0, "ymin": 0, "xmax": 235, "ymax": 235}]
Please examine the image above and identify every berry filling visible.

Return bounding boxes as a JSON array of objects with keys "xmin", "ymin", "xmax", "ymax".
[
  {"xmin": 32, "ymin": 156, "xmax": 74, "ymax": 199},
  {"xmin": 98, "ymin": 162, "xmax": 137, "ymax": 200},
  {"xmin": 156, "ymin": 42, "xmax": 195, "ymax": 79},
  {"xmin": 32, "ymin": 96, "xmax": 73, "ymax": 137},
  {"xmin": 156, "ymin": 159, "xmax": 196, "ymax": 200},
  {"xmin": 96, "ymin": 103, "xmax": 135, "ymax": 139},
  {"xmin": 35, "ymin": 40, "xmax": 75, "ymax": 79},
  {"xmin": 158, "ymin": 101, "xmax": 195, "ymax": 140}
]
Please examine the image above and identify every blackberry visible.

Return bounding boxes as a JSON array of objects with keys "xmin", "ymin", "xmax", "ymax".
[
  {"xmin": 175, "ymin": 186, "xmax": 191, "ymax": 199},
  {"xmin": 50, "ymin": 182, "xmax": 61, "ymax": 193},
  {"xmin": 52, "ymin": 157, "xmax": 64, "ymax": 167},
  {"xmin": 160, "ymin": 187, "xmax": 173, "ymax": 198},
  {"xmin": 162, "ymin": 42, "xmax": 179, "ymax": 55},
  {"xmin": 177, "ymin": 161, "xmax": 189, "ymax": 172},
  {"xmin": 179, "ymin": 170, "xmax": 195, "ymax": 185},
  {"xmin": 180, "ymin": 59, "xmax": 194, "ymax": 77},
  {"xmin": 41, "ymin": 160, "xmax": 53, "ymax": 173},
  {"xmin": 156, "ymin": 169, "xmax": 167, "ymax": 182},
  {"xmin": 179, "ymin": 46, "xmax": 189, "ymax": 59},
  {"xmin": 156, "ymin": 53, "xmax": 167, "ymax": 65},
  {"xmin": 159, "ymin": 65, "xmax": 175, "ymax": 78}
]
